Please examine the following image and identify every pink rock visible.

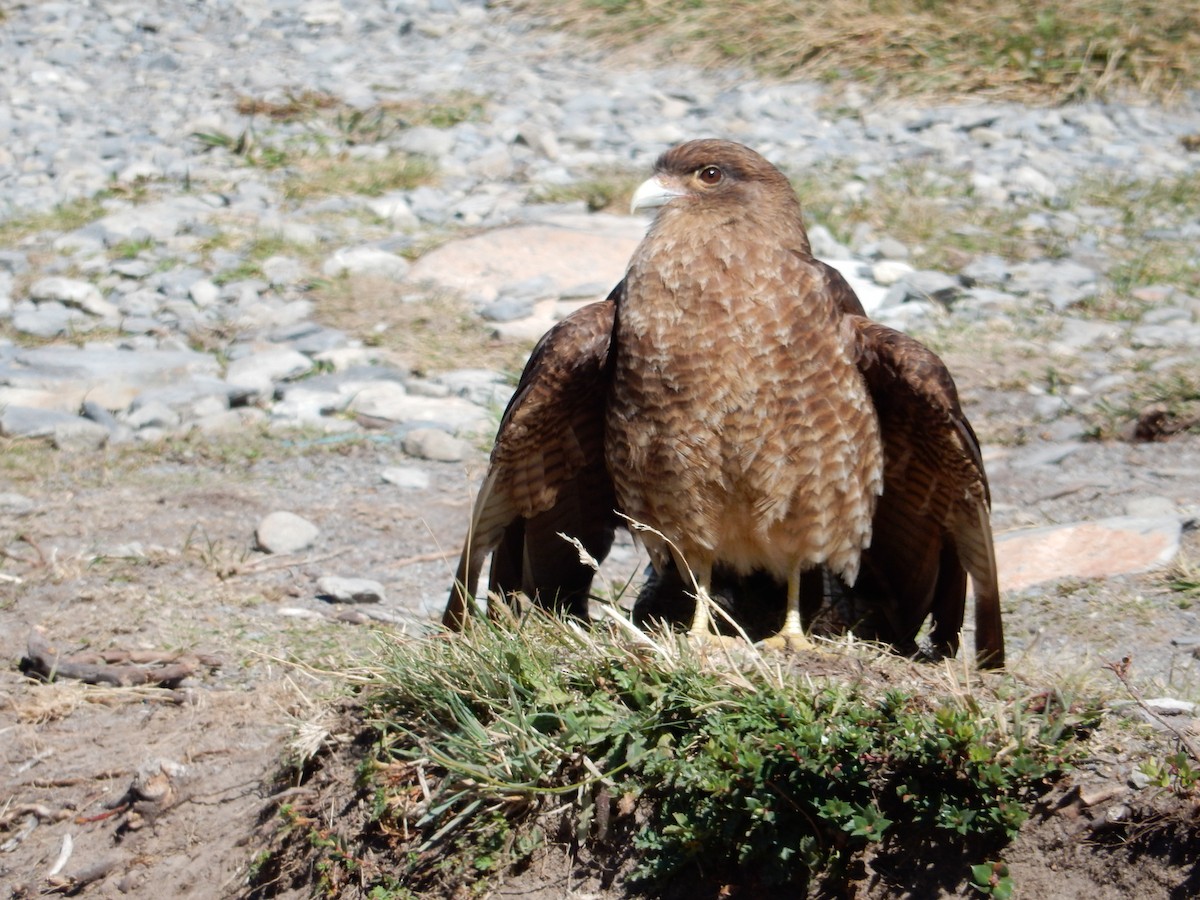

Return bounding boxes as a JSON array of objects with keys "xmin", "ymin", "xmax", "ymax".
[
  {"xmin": 995, "ymin": 516, "xmax": 1181, "ymax": 593},
  {"xmin": 405, "ymin": 214, "xmax": 645, "ymax": 300}
]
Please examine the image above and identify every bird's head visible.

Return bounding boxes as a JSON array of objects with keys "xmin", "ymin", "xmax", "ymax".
[{"xmin": 630, "ymin": 139, "xmax": 806, "ymax": 241}]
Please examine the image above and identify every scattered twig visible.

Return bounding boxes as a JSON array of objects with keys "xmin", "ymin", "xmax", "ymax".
[
  {"xmin": 1105, "ymin": 656, "xmax": 1200, "ymax": 764},
  {"xmin": 13, "ymin": 748, "xmax": 55, "ymax": 775},
  {"xmin": 385, "ymin": 549, "xmax": 454, "ymax": 569},
  {"xmin": 74, "ymin": 804, "xmax": 130, "ymax": 825},
  {"xmin": 20, "ymin": 628, "xmax": 218, "ymax": 688},
  {"xmin": 0, "ymin": 814, "xmax": 38, "ymax": 853},
  {"xmin": 235, "ymin": 548, "xmax": 351, "ymax": 574},
  {"xmin": 44, "ymin": 858, "xmax": 119, "ymax": 894},
  {"xmin": 0, "ymin": 804, "xmax": 64, "ymax": 828}
]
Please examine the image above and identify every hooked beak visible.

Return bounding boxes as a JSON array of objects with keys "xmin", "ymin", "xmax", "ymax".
[{"xmin": 630, "ymin": 175, "xmax": 685, "ymax": 214}]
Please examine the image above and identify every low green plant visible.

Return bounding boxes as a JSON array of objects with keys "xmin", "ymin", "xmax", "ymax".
[
  {"xmin": 1137, "ymin": 752, "xmax": 1199, "ymax": 794},
  {"xmin": 970, "ymin": 860, "xmax": 1014, "ymax": 898},
  {"xmin": 192, "ymin": 128, "xmax": 290, "ymax": 170},
  {"xmin": 530, "ymin": 175, "xmax": 641, "ymax": 213},
  {"xmin": 0, "ymin": 195, "xmax": 110, "ymax": 245},
  {"xmin": 345, "ymin": 615, "xmax": 1100, "ymax": 894},
  {"xmin": 280, "ymin": 153, "xmax": 435, "ymax": 202}
]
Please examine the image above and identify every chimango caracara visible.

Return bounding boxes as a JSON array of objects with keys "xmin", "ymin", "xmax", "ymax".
[{"xmin": 444, "ymin": 139, "xmax": 1004, "ymax": 668}]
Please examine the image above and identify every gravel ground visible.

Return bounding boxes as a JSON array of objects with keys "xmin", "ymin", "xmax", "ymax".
[{"xmin": 2, "ymin": 1, "xmax": 1200, "ymax": 897}]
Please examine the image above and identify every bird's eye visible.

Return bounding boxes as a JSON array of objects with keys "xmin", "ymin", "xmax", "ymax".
[{"xmin": 697, "ymin": 165, "xmax": 723, "ymax": 185}]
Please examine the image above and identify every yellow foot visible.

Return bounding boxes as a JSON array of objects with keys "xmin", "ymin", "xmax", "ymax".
[{"xmin": 759, "ymin": 630, "xmax": 815, "ymax": 652}]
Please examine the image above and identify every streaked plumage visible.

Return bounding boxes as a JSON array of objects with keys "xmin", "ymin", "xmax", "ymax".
[{"xmin": 445, "ymin": 139, "xmax": 1003, "ymax": 667}]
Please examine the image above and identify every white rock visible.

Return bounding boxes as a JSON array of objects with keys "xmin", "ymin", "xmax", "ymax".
[
  {"xmin": 348, "ymin": 382, "xmax": 490, "ymax": 432},
  {"xmin": 189, "ymin": 279, "xmax": 221, "ymax": 307},
  {"xmin": 403, "ymin": 427, "xmax": 470, "ymax": 462},
  {"xmin": 117, "ymin": 160, "xmax": 163, "ymax": 184},
  {"xmin": 29, "ymin": 277, "xmax": 119, "ymax": 318},
  {"xmin": 871, "ymin": 260, "xmax": 915, "ymax": 287},
  {"xmin": 396, "ymin": 126, "xmax": 456, "ymax": 158},
  {"xmin": 365, "ymin": 194, "xmax": 419, "ymax": 229},
  {"xmin": 261, "ymin": 255, "xmax": 304, "ymax": 285},
  {"xmin": 381, "ymin": 466, "xmax": 432, "ymax": 489},
  {"xmin": 52, "ymin": 419, "xmax": 110, "ymax": 451},
  {"xmin": 316, "ymin": 575, "xmax": 385, "ymax": 604},
  {"xmin": 1011, "ymin": 165, "xmax": 1058, "ymax": 200},
  {"xmin": 225, "ymin": 347, "xmax": 314, "ymax": 395},
  {"xmin": 322, "ymin": 246, "xmax": 410, "ymax": 280},
  {"xmin": 255, "ymin": 511, "xmax": 320, "ymax": 554}
]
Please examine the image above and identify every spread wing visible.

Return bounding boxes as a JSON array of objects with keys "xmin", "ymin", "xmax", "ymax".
[
  {"xmin": 846, "ymin": 316, "xmax": 1004, "ymax": 668},
  {"xmin": 443, "ymin": 290, "xmax": 620, "ymax": 630}
]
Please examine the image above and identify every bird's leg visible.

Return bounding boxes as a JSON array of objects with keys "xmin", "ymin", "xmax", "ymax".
[{"xmin": 761, "ymin": 564, "xmax": 815, "ymax": 651}]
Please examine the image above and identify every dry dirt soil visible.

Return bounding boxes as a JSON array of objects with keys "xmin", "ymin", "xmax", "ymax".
[{"xmin": 2, "ymin": 370, "xmax": 1199, "ymax": 898}]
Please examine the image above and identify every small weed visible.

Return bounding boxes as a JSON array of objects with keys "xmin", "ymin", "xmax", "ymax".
[
  {"xmin": 1162, "ymin": 558, "xmax": 1200, "ymax": 610},
  {"xmin": 1083, "ymin": 363, "xmax": 1200, "ymax": 440},
  {"xmin": 0, "ymin": 196, "xmax": 110, "ymax": 245},
  {"xmin": 529, "ymin": 175, "xmax": 641, "ymax": 213},
  {"xmin": 382, "ymin": 90, "xmax": 487, "ymax": 129},
  {"xmin": 112, "ymin": 236, "xmax": 156, "ymax": 259},
  {"xmin": 1137, "ymin": 752, "xmax": 1199, "ymax": 795},
  {"xmin": 236, "ymin": 90, "xmax": 340, "ymax": 122},
  {"xmin": 281, "ymin": 153, "xmax": 435, "ymax": 202},
  {"xmin": 970, "ymin": 860, "xmax": 1015, "ymax": 898},
  {"xmin": 311, "ymin": 278, "xmax": 530, "ymax": 376},
  {"xmin": 192, "ymin": 128, "xmax": 290, "ymax": 170}
]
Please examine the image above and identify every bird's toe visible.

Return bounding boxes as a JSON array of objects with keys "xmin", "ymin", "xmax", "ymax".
[{"xmin": 759, "ymin": 630, "xmax": 815, "ymax": 652}]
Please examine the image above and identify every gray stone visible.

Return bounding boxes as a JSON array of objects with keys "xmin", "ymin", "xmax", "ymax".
[
  {"xmin": 17, "ymin": 345, "xmax": 221, "ymax": 384},
  {"xmin": 316, "ymin": 575, "xmax": 386, "ymax": 604},
  {"xmin": 805, "ymin": 225, "xmax": 851, "ymax": 259},
  {"xmin": 1010, "ymin": 165, "xmax": 1058, "ymax": 200},
  {"xmin": 365, "ymin": 193, "xmax": 420, "ymax": 228},
  {"xmin": 188, "ymin": 278, "xmax": 221, "ymax": 307},
  {"xmin": 11, "ymin": 301, "xmax": 90, "ymax": 337},
  {"xmin": 1053, "ymin": 318, "xmax": 1122, "ymax": 351},
  {"xmin": 480, "ymin": 297, "xmax": 534, "ymax": 322},
  {"xmin": 381, "ymin": 466, "xmax": 432, "ymax": 489},
  {"xmin": 125, "ymin": 400, "xmax": 182, "ymax": 431},
  {"xmin": 402, "ymin": 427, "xmax": 471, "ymax": 462},
  {"xmin": 255, "ymin": 511, "xmax": 320, "ymax": 555},
  {"xmin": 322, "ymin": 246, "xmax": 410, "ymax": 280},
  {"xmin": 960, "ymin": 254, "xmax": 1011, "ymax": 287},
  {"xmin": 225, "ymin": 347, "xmax": 314, "ymax": 395},
  {"xmin": 887, "ymin": 270, "xmax": 961, "ymax": 307},
  {"xmin": 1124, "ymin": 496, "xmax": 1179, "ymax": 519},
  {"xmin": 396, "ymin": 126, "xmax": 456, "ymax": 158},
  {"xmin": 52, "ymin": 418, "xmax": 110, "ymax": 451},
  {"xmin": 0, "ymin": 405, "xmax": 88, "ymax": 438},
  {"xmin": 871, "ymin": 260, "xmax": 914, "ymax": 286},
  {"xmin": 0, "ymin": 493, "xmax": 36, "ymax": 515},
  {"xmin": 1141, "ymin": 698, "xmax": 1197, "ymax": 716},
  {"xmin": 1010, "ymin": 442, "xmax": 1083, "ymax": 468},
  {"xmin": 261, "ymin": 255, "xmax": 304, "ymax": 286},
  {"xmin": 1008, "ymin": 259, "xmax": 1099, "ymax": 308},
  {"xmin": 874, "ymin": 237, "xmax": 910, "ymax": 260},
  {"xmin": 1130, "ymin": 323, "xmax": 1200, "ymax": 348},
  {"xmin": 130, "ymin": 378, "xmax": 235, "ymax": 415},
  {"xmin": 348, "ymin": 382, "xmax": 490, "ymax": 432}
]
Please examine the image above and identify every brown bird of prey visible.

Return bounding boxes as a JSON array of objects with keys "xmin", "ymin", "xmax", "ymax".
[{"xmin": 444, "ymin": 139, "xmax": 1004, "ymax": 667}]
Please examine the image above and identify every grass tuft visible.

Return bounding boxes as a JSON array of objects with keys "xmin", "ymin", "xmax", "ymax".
[
  {"xmin": 505, "ymin": 0, "xmax": 1200, "ymax": 103},
  {"xmin": 293, "ymin": 614, "xmax": 1102, "ymax": 894}
]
